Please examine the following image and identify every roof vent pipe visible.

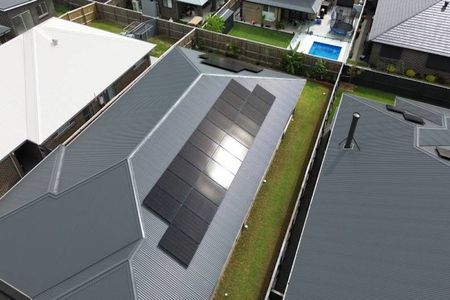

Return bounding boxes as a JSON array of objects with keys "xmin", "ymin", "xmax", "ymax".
[
  {"xmin": 442, "ymin": 1, "xmax": 449, "ymax": 11},
  {"xmin": 342, "ymin": 112, "xmax": 360, "ymax": 150}
]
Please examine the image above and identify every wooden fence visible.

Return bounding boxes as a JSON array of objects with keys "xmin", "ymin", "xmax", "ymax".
[{"xmin": 59, "ymin": 2, "xmax": 96, "ymax": 24}]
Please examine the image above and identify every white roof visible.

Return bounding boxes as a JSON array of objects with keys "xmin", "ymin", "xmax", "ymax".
[{"xmin": 0, "ymin": 17, "xmax": 155, "ymax": 159}]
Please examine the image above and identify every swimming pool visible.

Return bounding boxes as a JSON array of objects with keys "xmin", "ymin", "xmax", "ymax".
[{"xmin": 308, "ymin": 41, "xmax": 342, "ymax": 61}]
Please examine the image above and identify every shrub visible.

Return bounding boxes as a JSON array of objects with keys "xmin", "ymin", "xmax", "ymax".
[
  {"xmin": 386, "ymin": 64, "xmax": 397, "ymax": 74},
  {"xmin": 225, "ymin": 43, "xmax": 240, "ymax": 58},
  {"xmin": 309, "ymin": 59, "xmax": 328, "ymax": 80},
  {"xmin": 281, "ymin": 43, "xmax": 304, "ymax": 75},
  {"xmin": 204, "ymin": 15, "xmax": 225, "ymax": 33},
  {"xmin": 405, "ymin": 69, "xmax": 416, "ymax": 78},
  {"xmin": 275, "ymin": 21, "xmax": 284, "ymax": 30},
  {"xmin": 425, "ymin": 74, "xmax": 438, "ymax": 83}
]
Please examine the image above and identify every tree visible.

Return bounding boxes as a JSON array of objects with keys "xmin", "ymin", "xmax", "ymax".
[
  {"xmin": 281, "ymin": 43, "xmax": 304, "ymax": 75},
  {"xmin": 309, "ymin": 59, "xmax": 328, "ymax": 80},
  {"xmin": 204, "ymin": 15, "xmax": 225, "ymax": 33}
]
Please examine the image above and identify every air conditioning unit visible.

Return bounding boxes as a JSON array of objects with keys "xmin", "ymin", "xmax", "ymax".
[{"xmin": 132, "ymin": 0, "xmax": 141, "ymax": 12}]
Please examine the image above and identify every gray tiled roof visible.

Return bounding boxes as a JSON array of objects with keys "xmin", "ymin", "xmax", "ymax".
[
  {"xmin": 0, "ymin": 0, "xmax": 35, "ymax": 10},
  {"xmin": 246, "ymin": 0, "xmax": 321, "ymax": 14},
  {"xmin": 0, "ymin": 47, "xmax": 305, "ymax": 299},
  {"xmin": 368, "ymin": 0, "xmax": 450, "ymax": 58},
  {"xmin": 285, "ymin": 95, "xmax": 450, "ymax": 299}
]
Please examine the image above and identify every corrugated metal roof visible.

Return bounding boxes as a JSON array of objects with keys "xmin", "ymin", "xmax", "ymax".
[
  {"xmin": 246, "ymin": 0, "xmax": 321, "ymax": 14},
  {"xmin": 285, "ymin": 95, "xmax": 450, "ymax": 299},
  {"xmin": 0, "ymin": 47, "xmax": 305, "ymax": 299},
  {"xmin": 0, "ymin": 0, "xmax": 35, "ymax": 10},
  {"xmin": 369, "ymin": 0, "xmax": 450, "ymax": 58}
]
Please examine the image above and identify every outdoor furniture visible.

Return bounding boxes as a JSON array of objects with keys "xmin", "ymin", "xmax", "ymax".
[{"xmin": 188, "ymin": 16, "xmax": 203, "ymax": 27}]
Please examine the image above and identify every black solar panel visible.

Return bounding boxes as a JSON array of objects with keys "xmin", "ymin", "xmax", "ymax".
[
  {"xmin": 188, "ymin": 130, "xmax": 219, "ymax": 157},
  {"xmin": 403, "ymin": 112, "xmax": 425, "ymax": 125},
  {"xmin": 252, "ymin": 84, "xmax": 276, "ymax": 106},
  {"xmin": 157, "ymin": 170, "xmax": 191, "ymax": 203},
  {"xmin": 228, "ymin": 79, "xmax": 251, "ymax": 100},
  {"xmin": 234, "ymin": 113, "xmax": 259, "ymax": 136},
  {"xmin": 172, "ymin": 207, "xmax": 209, "ymax": 243},
  {"xmin": 169, "ymin": 156, "xmax": 201, "ymax": 186},
  {"xmin": 214, "ymin": 98, "xmax": 239, "ymax": 121},
  {"xmin": 159, "ymin": 226, "xmax": 198, "ymax": 267},
  {"xmin": 199, "ymin": 54, "xmax": 263, "ymax": 73},
  {"xmin": 179, "ymin": 143, "xmax": 211, "ymax": 171},
  {"xmin": 198, "ymin": 119, "xmax": 226, "ymax": 144},
  {"xmin": 194, "ymin": 173, "xmax": 226, "ymax": 205},
  {"xmin": 146, "ymin": 79, "xmax": 277, "ymax": 267},
  {"xmin": 184, "ymin": 190, "xmax": 218, "ymax": 223},
  {"xmin": 143, "ymin": 186, "xmax": 181, "ymax": 223},
  {"xmin": 436, "ymin": 147, "xmax": 450, "ymax": 160},
  {"xmin": 386, "ymin": 104, "xmax": 404, "ymax": 114}
]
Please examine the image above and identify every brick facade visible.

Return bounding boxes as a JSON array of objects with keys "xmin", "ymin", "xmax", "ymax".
[
  {"xmin": 370, "ymin": 42, "xmax": 450, "ymax": 83},
  {"xmin": 241, "ymin": 1, "xmax": 282, "ymax": 25}
]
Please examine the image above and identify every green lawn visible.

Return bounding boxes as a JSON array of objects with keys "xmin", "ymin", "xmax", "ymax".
[
  {"xmin": 88, "ymin": 20, "xmax": 124, "ymax": 34},
  {"xmin": 228, "ymin": 23, "xmax": 293, "ymax": 48},
  {"xmin": 148, "ymin": 36, "xmax": 175, "ymax": 57},
  {"xmin": 330, "ymin": 85, "xmax": 396, "ymax": 119},
  {"xmin": 54, "ymin": 2, "xmax": 71, "ymax": 16},
  {"xmin": 214, "ymin": 81, "xmax": 331, "ymax": 300}
]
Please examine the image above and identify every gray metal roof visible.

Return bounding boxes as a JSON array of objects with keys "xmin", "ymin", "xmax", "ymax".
[
  {"xmin": 285, "ymin": 95, "xmax": 450, "ymax": 299},
  {"xmin": 0, "ymin": 0, "xmax": 35, "ymax": 11},
  {"xmin": 368, "ymin": 0, "xmax": 450, "ymax": 58},
  {"xmin": 246, "ymin": 0, "xmax": 321, "ymax": 14},
  {"xmin": 0, "ymin": 47, "xmax": 305, "ymax": 299}
]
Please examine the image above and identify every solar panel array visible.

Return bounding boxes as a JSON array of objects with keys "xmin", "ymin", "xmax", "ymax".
[
  {"xmin": 143, "ymin": 79, "xmax": 275, "ymax": 267},
  {"xmin": 199, "ymin": 53, "xmax": 263, "ymax": 73}
]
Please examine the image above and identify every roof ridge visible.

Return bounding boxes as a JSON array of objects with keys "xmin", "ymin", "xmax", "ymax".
[
  {"xmin": 48, "ymin": 146, "xmax": 65, "ymax": 194},
  {"xmin": 370, "ymin": 0, "xmax": 441, "ymax": 41}
]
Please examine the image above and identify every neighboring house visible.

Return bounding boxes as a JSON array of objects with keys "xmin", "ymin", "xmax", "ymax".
[
  {"xmin": 0, "ymin": 0, "xmax": 55, "ymax": 38},
  {"xmin": 241, "ymin": 0, "xmax": 321, "ymax": 26},
  {"xmin": 0, "ymin": 24, "xmax": 10, "ymax": 43},
  {"xmin": 157, "ymin": 0, "xmax": 217, "ymax": 21},
  {"xmin": 284, "ymin": 94, "xmax": 450, "ymax": 299},
  {"xmin": 368, "ymin": 0, "xmax": 450, "ymax": 82},
  {"xmin": 0, "ymin": 46, "xmax": 304, "ymax": 299},
  {"xmin": 0, "ymin": 17, "xmax": 155, "ymax": 197}
]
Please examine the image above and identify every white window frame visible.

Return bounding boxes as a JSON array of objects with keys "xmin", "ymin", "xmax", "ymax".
[
  {"xmin": 163, "ymin": 0, "xmax": 173, "ymax": 8},
  {"xmin": 262, "ymin": 5, "xmax": 276, "ymax": 22},
  {"xmin": 36, "ymin": 1, "xmax": 49, "ymax": 18},
  {"xmin": 11, "ymin": 10, "xmax": 34, "ymax": 34}
]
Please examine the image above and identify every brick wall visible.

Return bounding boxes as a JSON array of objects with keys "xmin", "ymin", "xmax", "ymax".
[
  {"xmin": 242, "ymin": 1, "xmax": 262, "ymax": 24},
  {"xmin": 370, "ymin": 42, "xmax": 450, "ymax": 82},
  {"xmin": 0, "ymin": 156, "xmax": 21, "ymax": 198}
]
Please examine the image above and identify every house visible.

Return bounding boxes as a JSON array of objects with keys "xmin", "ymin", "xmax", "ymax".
[
  {"xmin": 241, "ymin": 0, "xmax": 322, "ymax": 26},
  {"xmin": 0, "ymin": 46, "xmax": 304, "ymax": 299},
  {"xmin": 0, "ymin": 24, "xmax": 11, "ymax": 43},
  {"xmin": 157, "ymin": 0, "xmax": 222, "ymax": 22},
  {"xmin": 0, "ymin": 17, "xmax": 155, "ymax": 197},
  {"xmin": 0, "ymin": 0, "xmax": 55, "ymax": 39},
  {"xmin": 284, "ymin": 94, "xmax": 450, "ymax": 299},
  {"xmin": 368, "ymin": 0, "xmax": 450, "ymax": 82}
]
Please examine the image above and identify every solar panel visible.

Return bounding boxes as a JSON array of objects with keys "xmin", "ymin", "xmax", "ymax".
[
  {"xmin": 159, "ymin": 226, "xmax": 198, "ymax": 267},
  {"xmin": 234, "ymin": 113, "xmax": 259, "ymax": 136},
  {"xmin": 194, "ymin": 173, "xmax": 226, "ymax": 205},
  {"xmin": 386, "ymin": 104, "xmax": 404, "ymax": 114},
  {"xmin": 143, "ymin": 186, "xmax": 181, "ymax": 223},
  {"xmin": 199, "ymin": 54, "xmax": 263, "ymax": 73},
  {"xmin": 241, "ymin": 103, "xmax": 265, "ymax": 125},
  {"xmin": 157, "ymin": 170, "xmax": 192, "ymax": 203},
  {"xmin": 198, "ymin": 119, "xmax": 226, "ymax": 144},
  {"xmin": 146, "ymin": 79, "xmax": 277, "ymax": 267},
  {"xmin": 214, "ymin": 98, "xmax": 239, "ymax": 121},
  {"xmin": 403, "ymin": 112, "xmax": 425, "ymax": 125},
  {"xmin": 169, "ymin": 156, "xmax": 201, "ymax": 186},
  {"xmin": 179, "ymin": 143, "xmax": 211, "ymax": 171},
  {"xmin": 207, "ymin": 109, "xmax": 234, "ymax": 132},
  {"xmin": 253, "ymin": 84, "xmax": 276, "ymax": 106},
  {"xmin": 184, "ymin": 190, "xmax": 218, "ymax": 223},
  {"xmin": 247, "ymin": 93, "xmax": 270, "ymax": 115},
  {"xmin": 228, "ymin": 124, "xmax": 254, "ymax": 148},
  {"xmin": 436, "ymin": 147, "xmax": 450, "ymax": 160},
  {"xmin": 396, "ymin": 99, "xmax": 443, "ymax": 125},
  {"xmin": 228, "ymin": 79, "xmax": 251, "ymax": 99},
  {"xmin": 188, "ymin": 130, "xmax": 219, "ymax": 157},
  {"xmin": 172, "ymin": 207, "xmax": 209, "ymax": 243}
]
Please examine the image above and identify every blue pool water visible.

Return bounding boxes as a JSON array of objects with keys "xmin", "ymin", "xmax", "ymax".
[{"xmin": 308, "ymin": 41, "xmax": 342, "ymax": 61}]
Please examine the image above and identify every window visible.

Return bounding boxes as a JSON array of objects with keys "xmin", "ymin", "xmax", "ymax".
[
  {"xmin": 426, "ymin": 54, "xmax": 450, "ymax": 72},
  {"xmin": 36, "ymin": 1, "xmax": 48, "ymax": 18},
  {"xmin": 379, "ymin": 44, "xmax": 403, "ymax": 59},
  {"xmin": 163, "ymin": 0, "xmax": 172, "ymax": 8},
  {"xmin": 11, "ymin": 11, "xmax": 34, "ymax": 35},
  {"xmin": 262, "ymin": 5, "xmax": 276, "ymax": 22}
]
